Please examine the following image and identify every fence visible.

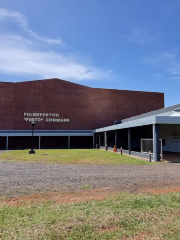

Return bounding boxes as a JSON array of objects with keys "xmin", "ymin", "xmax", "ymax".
[{"xmin": 141, "ymin": 139, "xmax": 163, "ymax": 159}]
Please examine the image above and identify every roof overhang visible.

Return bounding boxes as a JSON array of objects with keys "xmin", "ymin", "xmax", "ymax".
[{"xmin": 95, "ymin": 116, "xmax": 180, "ymax": 133}]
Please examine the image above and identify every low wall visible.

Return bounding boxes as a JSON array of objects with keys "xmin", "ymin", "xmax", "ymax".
[
  {"xmin": 100, "ymin": 146, "xmax": 105, "ymax": 150},
  {"xmin": 99, "ymin": 147, "xmax": 154, "ymax": 161},
  {"xmin": 107, "ymin": 147, "xmax": 114, "ymax": 151},
  {"xmin": 130, "ymin": 151, "xmax": 154, "ymax": 160}
]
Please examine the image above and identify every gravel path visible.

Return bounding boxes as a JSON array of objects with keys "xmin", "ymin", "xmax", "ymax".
[{"xmin": 1, "ymin": 161, "xmax": 180, "ymax": 197}]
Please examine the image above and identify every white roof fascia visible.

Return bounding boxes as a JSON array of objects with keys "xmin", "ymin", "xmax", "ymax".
[
  {"xmin": 96, "ymin": 116, "xmax": 180, "ymax": 133},
  {"xmin": 155, "ymin": 116, "xmax": 180, "ymax": 124},
  {"xmin": 96, "ymin": 116, "xmax": 156, "ymax": 133}
]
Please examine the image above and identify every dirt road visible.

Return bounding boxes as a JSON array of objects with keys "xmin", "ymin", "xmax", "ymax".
[{"xmin": 1, "ymin": 161, "xmax": 180, "ymax": 198}]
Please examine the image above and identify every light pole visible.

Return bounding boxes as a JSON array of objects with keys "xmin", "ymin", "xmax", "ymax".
[{"xmin": 29, "ymin": 120, "xmax": 36, "ymax": 154}]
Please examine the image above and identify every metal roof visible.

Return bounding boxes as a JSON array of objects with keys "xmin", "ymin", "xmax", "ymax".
[{"xmin": 96, "ymin": 103, "xmax": 180, "ymax": 133}]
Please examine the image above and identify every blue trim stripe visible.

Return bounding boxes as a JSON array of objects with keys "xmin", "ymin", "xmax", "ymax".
[{"xmin": 0, "ymin": 130, "xmax": 94, "ymax": 134}]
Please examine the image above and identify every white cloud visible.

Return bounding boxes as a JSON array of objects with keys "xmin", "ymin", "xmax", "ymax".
[
  {"xmin": 119, "ymin": 29, "xmax": 155, "ymax": 45},
  {"xmin": 145, "ymin": 51, "xmax": 180, "ymax": 82},
  {"xmin": 0, "ymin": 7, "xmax": 62, "ymax": 45},
  {"xmin": 27, "ymin": 30, "xmax": 62, "ymax": 45},
  {"xmin": 0, "ymin": 34, "xmax": 112, "ymax": 80},
  {"xmin": 0, "ymin": 7, "xmax": 27, "ymax": 27},
  {"xmin": 0, "ymin": 7, "xmax": 113, "ymax": 81}
]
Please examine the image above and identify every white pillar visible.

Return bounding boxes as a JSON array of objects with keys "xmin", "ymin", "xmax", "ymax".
[{"xmin": 153, "ymin": 124, "xmax": 160, "ymax": 162}]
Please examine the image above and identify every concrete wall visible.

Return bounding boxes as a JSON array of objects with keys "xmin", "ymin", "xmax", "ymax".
[
  {"xmin": 0, "ymin": 78, "xmax": 164, "ymax": 130},
  {"xmin": 160, "ymin": 124, "xmax": 180, "ymax": 153}
]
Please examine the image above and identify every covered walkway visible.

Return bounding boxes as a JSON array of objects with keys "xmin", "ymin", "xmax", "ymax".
[{"xmin": 95, "ymin": 104, "xmax": 180, "ymax": 162}]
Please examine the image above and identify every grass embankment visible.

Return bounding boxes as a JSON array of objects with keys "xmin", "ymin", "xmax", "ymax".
[
  {"xmin": 1, "ymin": 192, "xmax": 180, "ymax": 239},
  {"xmin": 0, "ymin": 149, "xmax": 155, "ymax": 165}
]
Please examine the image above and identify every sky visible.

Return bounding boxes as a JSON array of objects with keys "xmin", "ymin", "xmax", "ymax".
[{"xmin": 0, "ymin": 0, "xmax": 180, "ymax": 107}]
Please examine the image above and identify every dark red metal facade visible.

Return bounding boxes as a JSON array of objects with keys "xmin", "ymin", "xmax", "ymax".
[{"xmin": 0, "ymin": 78, "xmax": 164, "ymax": 130}]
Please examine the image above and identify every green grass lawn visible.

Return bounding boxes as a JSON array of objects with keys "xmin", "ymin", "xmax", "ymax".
[
  {"xmin": 1, "ymin": 192, "xmax": 180, "ymax": 239},
  {"xmin": 0, "ymin": 149, "xmax": 156, "ymax": 165}
]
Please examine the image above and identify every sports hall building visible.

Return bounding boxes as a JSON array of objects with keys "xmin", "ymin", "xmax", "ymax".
[{"xmin": 0, "ymin": 78, "xmax": 180, "ymax": 161}]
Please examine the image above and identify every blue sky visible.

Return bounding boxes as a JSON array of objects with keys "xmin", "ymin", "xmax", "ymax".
[{"xmin": 0, "ymin": 0, "xmax": 180, "ymax": 107}]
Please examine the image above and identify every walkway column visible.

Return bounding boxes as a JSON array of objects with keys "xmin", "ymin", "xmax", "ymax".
[
  {"xmin": 99, "ymin": 134, "xmax": 100, "ymax": 148},
  {"xmin": 68, "ymin": 136, "xmax": 70, "ymax": 149},
  {"xmin": 104, "ymin": 131, "xmax": 108, "ymax": 148},
  {"xmin": 106, "ymin": 132, "xmax": 108, "ymax": 147},
  {"xmin": 39, "ymin": 136, "xmax": 41, "ymax": 149},
  {"xmin": 6, "ymin": 136, "xmax": 8, "ymax": 150},
  {"xmin": 153, "ymin": 124, "xmax": 160, "ymax": 162},
  {"xmin": 128, "ymin": 128, "xmax": 131, "ymax": 155},
  {"xmin": 104, "ymin": 132, "xmax": 106, "ymax": 147},
  {"xmin": 115, "ymin": 130, "xmax": 117, "ymax": 149}
]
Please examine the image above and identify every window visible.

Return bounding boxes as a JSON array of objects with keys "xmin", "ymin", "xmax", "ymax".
[{"xmin": 172, "ymin": 131, "xmax": 179, "ymax": 142}]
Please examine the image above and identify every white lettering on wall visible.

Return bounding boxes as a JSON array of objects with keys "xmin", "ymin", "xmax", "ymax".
[{"xmin": 24, "ymin": 113, "xmax": 69, "ymax": 123}]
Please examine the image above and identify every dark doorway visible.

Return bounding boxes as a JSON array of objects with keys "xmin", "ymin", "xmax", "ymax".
[
  {"xmin": 8, "ymin": 136, "xmax": 39, "ymax": 150},
  {"xmin": 70, "ymin": 136, "xmax": 93, "ymax": 149},
  {"xmin": 107, "ymin": 131, "xmax": 115, "ymax": 148},
  {"xmin": 40, "ymin": 136, "xmax": 68, "ymax": 149},
  {"xmin": 117, "ymin": 129, "xmax": 128, "ymax": 149},
  {"xmin": 0, "ymin": 137, "xmax": 6, "ymax": 150},
  {"xmin": 100, "ymin": 134, "xmax": 104, "ymax": 147}
]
